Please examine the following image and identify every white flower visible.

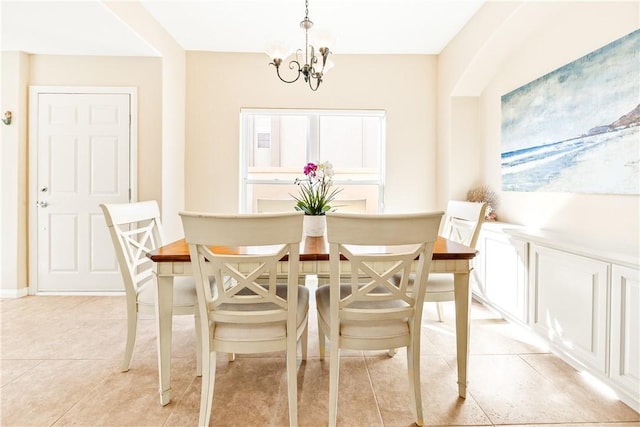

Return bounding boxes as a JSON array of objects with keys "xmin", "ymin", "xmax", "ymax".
[{"xmin": 318, "ymin": 161, "xmax": 334, "ymax": 179}]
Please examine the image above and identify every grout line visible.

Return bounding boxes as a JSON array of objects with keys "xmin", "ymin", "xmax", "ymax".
[
  {"xmin": 363, "ymin": 353, "xmax": 386, "ymax": 427},
  {"xmin": 47, "ymin": 360, "xmax": 115, "ymax": 427},
  {"xmin": 162, "ymin": 374, "xmax": 199, "ymax": 427}
]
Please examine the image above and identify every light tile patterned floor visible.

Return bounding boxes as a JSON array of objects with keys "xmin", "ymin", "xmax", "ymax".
[{"xmin": 1, "ymin": 295, "xmax": 638, "ymax": 426}]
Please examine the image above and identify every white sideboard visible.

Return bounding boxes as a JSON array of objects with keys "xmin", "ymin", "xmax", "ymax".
[{"xmin": 472, "ymin": 222, "xmax": 639, "ymax": 412}]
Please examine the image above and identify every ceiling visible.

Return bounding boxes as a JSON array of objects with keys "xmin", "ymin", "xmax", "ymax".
[{"xmin": 1, "ymin": 0, "xmax": 485, "ymax": 56}]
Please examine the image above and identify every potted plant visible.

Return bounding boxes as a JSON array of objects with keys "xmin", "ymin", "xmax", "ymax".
[{"xmin": 291, "ymin": 161, "xmax": 342, "ymax": 236}]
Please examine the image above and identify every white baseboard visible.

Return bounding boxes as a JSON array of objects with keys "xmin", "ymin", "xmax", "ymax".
[
  {"xmin": 0, "ymin": 288, "xmax": 126, "ymax": 298},
  {"xmin": 0, "ymin": 287, "xmax": 30, "ymax": 298},
  {"xmin": 33, "ymin": 291, "xmax": 126, "ymax": 296}
]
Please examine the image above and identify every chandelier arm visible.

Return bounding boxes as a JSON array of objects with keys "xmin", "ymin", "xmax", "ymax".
[
  {"xmin": 310, "ymin": 70, "xmax": 323, "ymax": 80},
  {"xmin": 309, "ymin": 45, "xmax": 317, "ymax": 67},
  {"xmin": 270, "ymin": 59, "xmax": 303, "ymax": 84},
  {"xmin": 308, "ymin": 76, "xmax": 321, "ymax": 91}
]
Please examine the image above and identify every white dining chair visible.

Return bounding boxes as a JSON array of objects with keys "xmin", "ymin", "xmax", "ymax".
[
  {"xmin": 317, "ymin": 211, "xmax": 443, "ymax": 426},
  {"xmin": 425, "ymin": 200, "xmax": 487, "ymax": 321},
  {"xmin": 314, "ymin": 198, "xmax": 369, "ymax": 287},
  {"xmin": 256, "ymin": 198, "xmax": 297, "ymax": 213},
  {"xmin": 180, "ymin": 211, "xmax": 308, "ymax": 427},
  {"xmin": 100, "ymin": 200, "xmax": 202, "ymax": 374},
  {"xmin": 256, "ymin": 198, "xmax": 367, "ymax": 213},
  {"xmin": 389, "ymin": 200, "xmax": 487, "ymax": 324},
  {"xmin": 330, "ymin": 199, "xmax": 367, "ymax": 213},
  {"xmin": 386, "ymin": 200, "xmax": 487, "ymax": 358}
]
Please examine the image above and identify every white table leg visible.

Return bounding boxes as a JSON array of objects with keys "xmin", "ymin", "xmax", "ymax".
[
  {"xmin": 155, "ymin": 274, "xmax": 174, "ymax": 406},
  {"xmin": 453, "ymin": 270, "xmax": 471, "ymax": 398}
]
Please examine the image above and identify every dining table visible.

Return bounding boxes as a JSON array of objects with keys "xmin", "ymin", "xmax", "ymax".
[{"xmin": 148, "ymin": 235, "xmax": 477, "ymax": 406}]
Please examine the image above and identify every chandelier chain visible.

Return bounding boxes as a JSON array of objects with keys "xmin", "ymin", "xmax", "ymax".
[{"xmin": 305, "ymin": 4, "xmax": 310, "ymax": 67}]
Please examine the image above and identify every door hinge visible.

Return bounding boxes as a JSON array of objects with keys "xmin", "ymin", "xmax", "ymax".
[{"xmin": 128, "ymin": 188, "xmax": 131, "ymax": 202}]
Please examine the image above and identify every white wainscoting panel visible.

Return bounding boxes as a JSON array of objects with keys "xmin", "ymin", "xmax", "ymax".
[
  {"xmin": 475, "ymin": 230, "xmax": 528, "ymax": 323},
  {"xmin": 530, "ymin": 243, "xmax": 609, "ymax": 372},
  {"xmin": 610, "ymin": 264, "xmax": 640, "ymax": 399}
]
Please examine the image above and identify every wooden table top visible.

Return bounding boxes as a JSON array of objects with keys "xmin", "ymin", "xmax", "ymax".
[{"xmin": 149, "ymin": 236, "xmax": 477, "ymax": 263}]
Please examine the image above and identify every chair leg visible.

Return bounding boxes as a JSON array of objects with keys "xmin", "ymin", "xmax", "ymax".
[
  {"xmin": 436, "ymin": 302, "xmax": 445, "ymax": 322},
  {"xmin": 301, "ymin": 319, "xmax": 309, "ymax": 361},
  {"xmin": 318, "ymin": 319, "xmax": 326, "ymax": 361},
  {"xmin": 407, "ymin": 342, "xmax": 424, "ymax": 426},
  {"xmin": 199, "ymin": 350, "xmax": 216, "ymax": 427},
  {"xmin": 287, "ymin": 335, "xmax": 299, "ymax": 427},
  {"xmin": 121, "ymin": 307, "xmax": 138, "ymax": 372},
  {"xmin": 194, "ymin": 313, "xmax": 202, "ymax": 376},
  {"xmin": 328, "ymin": 341, "xmax": 340, "ymax": 427}
]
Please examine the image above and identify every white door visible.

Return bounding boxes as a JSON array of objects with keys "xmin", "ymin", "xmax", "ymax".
[{"xmin": 31, "ymin": 89, "xmax": 136, "ymax": 293}]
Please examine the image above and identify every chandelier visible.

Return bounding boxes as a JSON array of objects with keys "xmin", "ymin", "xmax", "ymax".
[{"xmin": 267, "ymin": 0, "xmax": 332, "ymax": 91}]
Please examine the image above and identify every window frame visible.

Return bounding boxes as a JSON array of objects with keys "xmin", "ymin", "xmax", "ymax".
[{"xmin": 239, "ymin": 108, "xmax": 386, "ymax": 213}]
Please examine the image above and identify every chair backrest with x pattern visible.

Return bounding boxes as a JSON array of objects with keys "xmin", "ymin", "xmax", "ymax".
[
  {"xmin": 180, "ymin": 211, "xmax": 304, "ymax": 325},
  {"xmin": 326, "ymin": 212, "xmax": 443, "ymax": 325},
  {"xmin": 440, "ymin": 201, "xmax": 487, "ymax": 249},
  {"xmin": 100, "ymin": 201, "xmax": 166, "ymax": 294}
]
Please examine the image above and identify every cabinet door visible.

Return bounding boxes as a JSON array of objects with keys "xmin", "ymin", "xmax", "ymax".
[
  {"xmin": 530, "ymin": 244, "xmax": 608, "ymax": 372},
  {"xmin": 476, "ymin": 231, "xmax": 528, "ymax": 323},
  {"xmin": 610, "ymin": 264, "xmax": 639, "ymax": 397}
]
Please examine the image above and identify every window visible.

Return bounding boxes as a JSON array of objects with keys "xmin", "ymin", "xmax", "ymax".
[{"xmin": 240, "ymin": 109, "xmax": 385, "ymax": 213}]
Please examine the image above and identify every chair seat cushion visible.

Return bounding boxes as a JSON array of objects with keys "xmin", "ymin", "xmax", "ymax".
[
  {"xmin": 138, "ymin": 276, "xmax": 210, "ymax": 308},
  {"xmin": 393, "ymin": 273, "xmax": 454, "ymax": 294},
  {"xmin": 315, "ymin": 285, "xmax": 409, "ymax": 340},
  {"xmin": 425, "ymin": 273, "xmax": 455, "ymax": 293},
  {"xmin": 213, "ymin": 285, "xmax": 309, "ymax": 342}
]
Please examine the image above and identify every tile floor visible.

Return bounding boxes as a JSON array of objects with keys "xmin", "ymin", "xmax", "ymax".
[{"xmin": 1, "ymin": 294, "xmax": 638, "ymax": 427}]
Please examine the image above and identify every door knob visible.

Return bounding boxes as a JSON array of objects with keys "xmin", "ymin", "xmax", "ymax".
[{"xmin": 36, "ymin": 201, "xmax": 48, "ymax": 208}]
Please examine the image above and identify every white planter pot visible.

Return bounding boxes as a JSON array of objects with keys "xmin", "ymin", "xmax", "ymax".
[{"xmin": 304, "ymin": 215, "xmax": 326, "ymax": 237}]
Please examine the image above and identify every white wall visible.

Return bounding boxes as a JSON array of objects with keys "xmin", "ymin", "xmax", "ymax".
[
  {"xmin": 184, "ymin": 52, "xmax": 437, "ymax": 214},
  {"xmin": 440, "ymin": 1, "xmax": 639, "ymax": 255}
]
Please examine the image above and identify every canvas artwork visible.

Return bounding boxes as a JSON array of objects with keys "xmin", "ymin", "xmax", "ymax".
[{"xmin": 501, "ymin": 29, "xmax": 639, "ymax": 194}]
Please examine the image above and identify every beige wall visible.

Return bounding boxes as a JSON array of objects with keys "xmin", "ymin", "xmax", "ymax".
[
  {"xmin": 105, "ymin": 0, "xmax": 187, "ymax": 241},
  {"xmin": 0, "ymin": 52, "xmax": 29, "ymax": 296},
  {"xmin": 3, "ymin": 1, "xmax": 637, "ymax": 294},
  {"xmin": 440, "ymin": 1, "xmax": 639, "ymax": 254},
  {"xmin": 0, "ymin": 54, "xmax": 162, "ymax": 293},
  {"xmin": 185, "ymin": 52, "xmax": 437, "ymax": 214}
]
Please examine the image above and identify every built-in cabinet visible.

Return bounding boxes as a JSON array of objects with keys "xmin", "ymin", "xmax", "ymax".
[{"xmin": 472, "ymin": 222, "xmax": 639, "ymax": 412}]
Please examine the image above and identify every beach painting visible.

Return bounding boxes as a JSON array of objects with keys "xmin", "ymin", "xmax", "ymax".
[{"xmin": 501, "ymin": 29, "xmax": 639, "ymax": 195}]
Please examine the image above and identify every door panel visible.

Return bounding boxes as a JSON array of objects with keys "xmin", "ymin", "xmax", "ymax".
[{"xmin": 36, "ymin": 92, "xmax": 131, "ymax": 292}]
